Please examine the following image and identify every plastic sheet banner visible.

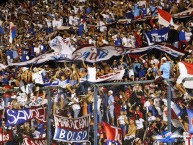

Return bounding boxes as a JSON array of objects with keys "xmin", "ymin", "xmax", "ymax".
[
  {"xmin": 53, "ymin": 115, "xmax": 90, "ymax": 142},
  {"xmin": 22, "ymin": 137, "xmax": 47, "ymax": 145}
]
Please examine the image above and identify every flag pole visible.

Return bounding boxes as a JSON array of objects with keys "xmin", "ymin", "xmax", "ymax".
[
  {"xmin": 47, "ymin": 88, "xmax": 52, "ymax": 145},
  {"xmin": 167, "ymin": 81, "xmax": 172, "ymax": 145},
  {"xmin": 94, "ymin": 85, "xmax": 98, "ymax": 145}
]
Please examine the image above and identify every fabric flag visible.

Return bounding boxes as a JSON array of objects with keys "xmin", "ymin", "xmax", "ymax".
[
  {"xmin": 158, "ymin": 8, "xmax": 179, "ymax": 29},
  {"xmin": 102, "ymin": 122, "xmax": 122, "ymax": 141},
  {"xmin": 187, "ymin": 108, "xmax": 193, "ymax": 133},
  {"xmin": 162, "ymin": 99, "xmax": 183, "ymax": 116},
  {"xmin": 171, "ymin": 109, "xmax": 184, "ymax": 129},
  {"xmin": 9, "ymin": 22, "xmax": 17, "ymax": 43},
  {"xmin": 154, "ymin": 130, "xmax": 183, "ymax": 143},
  {"xmin": 183, "ymin": 132, "xmax": 193, "ymax": 145},
  {"xmin": 177, "ymin": 61, "xmax": 193, "ymax": 89}
]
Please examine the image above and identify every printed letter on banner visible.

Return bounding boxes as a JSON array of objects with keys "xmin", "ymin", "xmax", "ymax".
[
  {"xmin": 6, "ymin": 107, "xmax": 46, "ymax": 127},
  {"xmin": 53, "ymin": 115, "xmax": 90, "ymax": 142}
]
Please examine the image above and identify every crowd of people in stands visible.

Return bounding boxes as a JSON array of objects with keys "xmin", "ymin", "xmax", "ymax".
[{"xmin": 0, "ymin": 0, "xmax": 193, "ymax": 144}]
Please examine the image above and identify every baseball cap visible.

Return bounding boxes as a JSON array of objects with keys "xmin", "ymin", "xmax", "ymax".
[
  {"xmin": 161, "ymin": 57, "xmax": 167, "ymax": 60},
  {"xmin": 108, "ymin": 90, "xmax": 113, "ymax": 94}
]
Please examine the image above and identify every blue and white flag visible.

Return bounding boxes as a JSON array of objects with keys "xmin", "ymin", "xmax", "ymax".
[
  {"xmin": 49, "ymin": 36, "xmax": 75, "ymax": 59},
  {"xmin": 53, "ymin": 115, "xmax": 90, "ymax": 142},
  {"xmin": 154, "ymin": 130, "xmax": 183, "ymax": 143},
  {"xmin": 6, "ymin": 107, "xmax": 46, "ymax": 127},
  {"xmin": 187, "ymin": 108, "xmax": 193, "ymax": 133},
  {"xmin": 145, "ymin": 27, "xmax": 169, "ymax": 45}
]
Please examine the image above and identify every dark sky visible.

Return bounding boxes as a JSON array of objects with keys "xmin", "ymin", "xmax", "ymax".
[{"xmin": 0, "ymin": 0, "xmax": 8, "ymax": 4}]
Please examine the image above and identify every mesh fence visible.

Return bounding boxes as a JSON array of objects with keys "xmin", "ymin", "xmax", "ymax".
[{"xmin": 0, "ymin": 78, "xmax": 191, "ymax": 145}]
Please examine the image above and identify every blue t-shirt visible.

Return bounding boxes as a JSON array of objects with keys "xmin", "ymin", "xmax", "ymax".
[
  {"xmin": 115, "ymin": 38, "xmax": 122, "ymax": 46},
  {"xmin": 108, "ymin": 95, "xmax": 114, "ymax": 110},
  {"xmin": 134, "ymin": 4, "xmax": 141, "ymax": 17},
  {"xmin": 133, "ymin": 62, "xmax": 141, "ymax": 73},
  {"xmin": 5, "ymin": 50, "xmax": 13, "ymax": 59},
  {"xmin": 37, "ymin": 122, "xmax": 45, "ymax": 134},
  {"xmin": 160, "ymin": 61, "xmax": 171, "ymax": 79},
  {"xmin": 78, "ymin": 24, "xmax": 84, "ymax": 36},
  {"xmin": 142, "ymin": 7, "xmax": 147, "ymax": 16},
  {"xmin": 139, "ymin": 69, "xmax": 146, "ymax": 78},
  {"xmin": 179, "ymin": 31, "xmax": 186, "ymax": 41}
]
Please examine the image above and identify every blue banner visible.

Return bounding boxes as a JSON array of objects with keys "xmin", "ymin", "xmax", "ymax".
[
  {"xmin": 6, "ymin": 107, "xmax": 45, "ymax": 127},
  {"xmin": 187, "ymin": 108, "xmax": 193, "ymax": 133},
  {"xmin": 53, "ymin": 115, "xmax": 90, "ymax": 142},
  {"xmin": 154, "ymin": 130, "xmax": 183, "ymax": 143},
  {"xmin": 145, "ymin": 27, "xmax": 170, "ymax": 45}
]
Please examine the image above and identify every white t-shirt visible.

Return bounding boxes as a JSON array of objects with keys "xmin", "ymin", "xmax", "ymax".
[
  {"xmin": 72, "ymin": 96, "xmax": 80, "ymax": 110},
  {"xmin": 144, "ymin": 101, "xmax": 150, "ymax": 112},
  {"xmin": 97, "ymin": 96, "xmax": 102, "ymax": 110},
  {"xmin": 98, "ymin": 21, "xmax": 107, "ymax": 32},
  {"xmin": 148, "ymin": 116, "xmax": 156, "ymax": 123},
  {"xmin": 135, "ymin": 118, "xmax": 144, "ymax": 129},
  {"xmin": 87, "ymin": 66, "xmax": 96, "ymax": 82},
  {"xmin": 129, "ymin": 69, "xmax": 134, "ymax": 78},
  {"xmin": 185, "ymin": 32, "xmax": 192, "ymax": 42},
  {"xmin": 45, "ymin": 18, "xmax": 52, "ymax": 27},
  {"xmin": 34, "ymin": 46, "xmax": 40, "ymax": 55},
  {"xmin": 52, "ymin": 18, "xmax": 63, "ymax": 29},
  {"xmin": 117, "ymin": 115, "xmax": 126, "ymax": 125},
  {"xmin": 32, "ymin": 71, "xmax": 44, "ymax": 84}
]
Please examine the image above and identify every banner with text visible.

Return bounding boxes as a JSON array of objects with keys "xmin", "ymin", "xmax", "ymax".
[
  {"xmin": 0, "ymin": 129, "xmax": 13, "ymax": 143},
  {"xmin": 54, "ymin": 115, "xmax": 90, "ymax": 142},
  {"xmin": 72, "ymin": 44, "xmax": 125, "ymax": 63},
  {"xmin": 145, "ymin": 27, "xmax": 169, "ymax": 45},
  {"xmin": 22, "ymin": 137, "xmax": 47, "ymax": 145},
  {"xmin": 6, "ymin": 107, "xmax": 46, "ymax": 127}
]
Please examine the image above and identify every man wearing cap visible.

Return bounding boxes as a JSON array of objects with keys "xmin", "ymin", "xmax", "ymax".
[
  {"xmin": 159, "ymin": 54, "xmax": 172, "ymax": 79},
  {"xmin": 107, "ymin": 90, "xmax": 115, "ymax": 125}
]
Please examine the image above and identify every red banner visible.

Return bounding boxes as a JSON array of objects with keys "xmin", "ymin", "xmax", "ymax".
[
  {"xmin": 22, "ymin": 137, "xmax": 47, "ymax": 145},
  {"xmin": 0, "ymin": 129, "xmax": 13, "ymax": 143}
]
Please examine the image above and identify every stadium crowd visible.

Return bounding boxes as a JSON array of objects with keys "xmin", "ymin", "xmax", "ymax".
[{"xmin": 0, "ymin": 0, "xmax": 193, "ymax": 145}]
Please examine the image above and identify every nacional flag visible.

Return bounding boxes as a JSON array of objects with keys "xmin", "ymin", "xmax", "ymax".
[
  {"xmin": 154, "ymin": 130, "xmax": 183, "ymax": 143},
  {"xmin": 162, "ymin": 99, "xmax": 183, "ymax": 116},
  {"xmin": 158, "ymin": 8, "xmax": 179, "ymax": 29},
  {"xmin": 9, "ymin": 22, "xmax": 17, "ymax": 44},
  {"xmin": 183, "ymin": 132, "xmax": 193, "ymax": 145},
  {"xmin": 187, "ymin": 108, "xmax": 193, "ymax": 133},
  {"xmin": 171, "ymin": 109, "xmax": 184, "ymax": 129},
  {"xmin": 102, "ymin": 122, "xmax": 122, "ymax": 141},
  {"xmin": 177, "ymin": 62, "xmax": 193, "ymax": 89},
  {"xmin": 22, "ymin": 137, "xmax": 47, "ymax": 145}
]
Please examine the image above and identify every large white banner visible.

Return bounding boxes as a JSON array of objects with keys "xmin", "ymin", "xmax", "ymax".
[
  {"xmin": 49, "ymin": 36, "xmax": 75, "ymax": 59},
  {"xmin": 72, "ymin": 44, "xmax": 184, "ymax": 62},
  {"xmin": 1, "ymin": 41, "xmax": 184, "ymax": 67},
  {"xmin": 72, "ymin": 44, "xmax": 125, "ymax": 62}
]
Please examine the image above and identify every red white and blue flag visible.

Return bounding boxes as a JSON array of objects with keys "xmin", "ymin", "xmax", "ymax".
[
  {"xmin": 158, "ymin": 8, "xmax": 179, "ymax": 29},
  {"xmin": 187, "ymin": 108, "xmax": 193, "ymax": 134},
  {"xmin": 177, "ymin": 62, "xmax": 193, "ymax": 89},
  {"xmin": 102, "ymin": 122, "xmax": 122, "ymax": 144},
  {"xmin": 9, "ymin": 22, "xmax": 17, "ymax": 43}
]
